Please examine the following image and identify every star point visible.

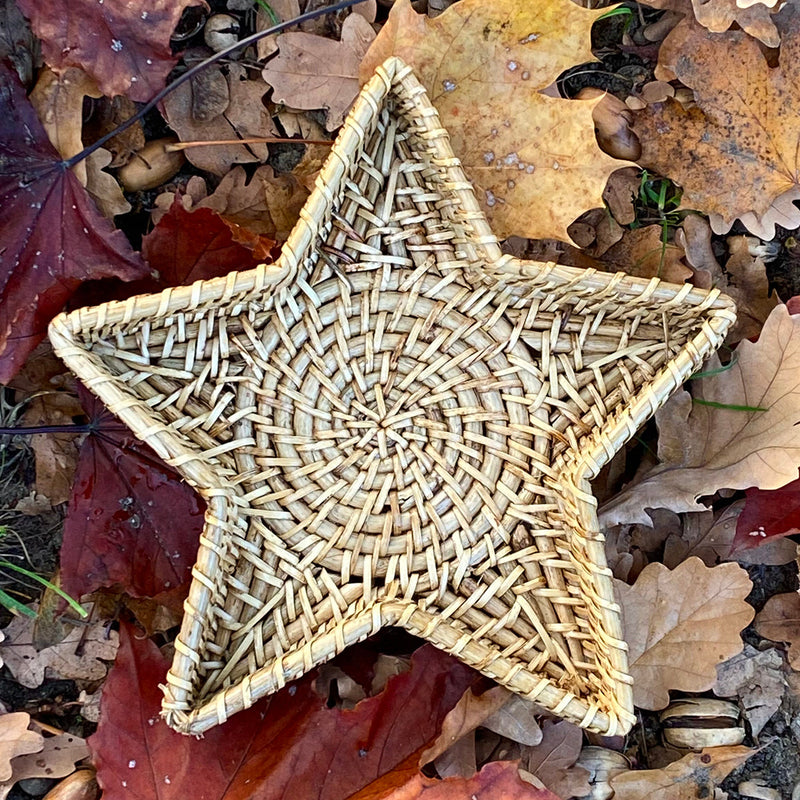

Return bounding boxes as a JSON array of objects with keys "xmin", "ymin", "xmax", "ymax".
[{"xmin": 50, "ymin": 56, "xmax": 735, "ymax": 737}]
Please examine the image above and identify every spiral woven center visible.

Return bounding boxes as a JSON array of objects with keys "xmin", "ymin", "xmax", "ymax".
[{"xmin": 246, "ymin": 272, "xmax": 538, "ymax": 576}]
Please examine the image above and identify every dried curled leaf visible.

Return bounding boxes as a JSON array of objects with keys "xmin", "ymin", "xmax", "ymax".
[
  {"xmin": 0, "ymin": 610, "xmax": 119, "ymax": 689},
  {"xmin": 641, "ymin": 0, "xmax": 780, "ymax": 47},
  {"xmin": 615, "ymin": 558, "xmax": 753, "ymax": 710}
]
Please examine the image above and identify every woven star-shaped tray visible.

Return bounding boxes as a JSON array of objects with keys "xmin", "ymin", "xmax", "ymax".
[{"xmin": 50, "ymin": 57, "xmax": 735, "ymax": 736}]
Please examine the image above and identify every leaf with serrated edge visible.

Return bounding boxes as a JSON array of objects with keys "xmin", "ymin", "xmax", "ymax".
[
  {"xmin": 361, "ymin": 0, "xmax": 630, "ymax": 241},
  {"xmin": 601, "ymin": 305, "xmax": 800, "ymax": 526},
  {"xmin": 615, "ymin": 558, "xmax": 753, "ymax": 710}
]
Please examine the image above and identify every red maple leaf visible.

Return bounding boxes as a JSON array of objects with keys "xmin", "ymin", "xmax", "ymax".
[
  {"xmin": 0, "ymin": 62, "xmax": 147, "ymax": 383},
  {"xmin": 60, "ymin": 385, "xmax": 204, "ymax": 610},
  {"xmin": 73, "ymin": 198, "xmax": 277, "ymax": 307},
  {"xmin": 734, "ymin": 475, "xmax": 800, "ymax": 551},
  {"xmin": 15, "ymin": 0, "xmax": 204, "ymax": 102},
  {"xmin": 141, "ymin": 200, "xmax": 276, "ymax": 287},
  {"xmin": 353, "ymin": 762, "xmax": 560, "ymax": 800},
  {"xmin": 91, "ymin": 623, "xmax": 479, "ymax": 800}
]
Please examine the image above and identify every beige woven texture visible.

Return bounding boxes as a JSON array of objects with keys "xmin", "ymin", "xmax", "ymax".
[{"xmin": 50, "ymin": 57, "xmax": 735, "ymax": 736}]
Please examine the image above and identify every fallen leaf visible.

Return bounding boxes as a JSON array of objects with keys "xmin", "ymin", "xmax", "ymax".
[
  {"xmin": 522, "ymin": 720, "xmax": 591, "ymax": 800},
  {"xmin": 734, "ymin": 475, "xmax": 800, "ymax": 551},
  {"xmin": 567, "ymin": 208, "xmax": 624, "ymax": 257},
  {"xmin": 597, "ymin": 225, "xmax": 692, "ymax": 283},
  {"xmin": 361, "ymin": 0, "xmax": 630, "ymax": 241},
  {"xmin": 0, "ymin": 62, "xmax": 147, "ymax": 383},
  {"xmin": 642, "ymin": 0, "xmax": 780, "ymax": 46},
  {"xmin": 0, "ymin": 611, "xmax": 118, "ymax": 689},
  {"xmin": 84, "ymin": 149, "xmax": 131, "ymax": 219},
  {"xmin": 615, "ymin": 558, "xmax": 753, "ymax": 710},
  {"xmin": 600, "ymin": 305, "xmax": 800, "ymax": 526},
  {"xmin": 28, "ymin": 66, "xmax": 101, "ymax": 187},
  {"xmin": 60, "ymin": 385, "xmax": 205, "ymax": 609},
  {"xmin": 421, "ymin": 686, "xmax": 512, "ymax": 764},
  {"xmin": 709, "ymin": 187, "xmax": 800, "ymax": 240},
  {"xmin": 163, "ymin": 63, "xmax": 275, "ymax": 176},
  {"xmin": 19, "ymin": 390, "xmax": 83, "ymax": 506},
  {"xmin": 142, "ymin": 199, "xmax": 276, "ymax": 286},
  {"xmin": 713, "ymin": 645, "xmax": 785, "ymax": 736},
  {"xmin": 82, "ymin": 94, "xmax": 145, "ymax": 169},
  {"xmin": 263, "ymin": 13, "xmax": 376, "ymax": 130},
  {"xmin": 256, "ymin": 0, "xmax": 300, "ymax": 59},
  {"xmin": 633, "ymin": 11, "xmax": 799, "ymax": 232},
  {"xmin": 609, "ymin": 746, "xmax": 755, "ymax": 800},
  {"xmin": 661, "ymin": 509, "xmax": 737, "ymax": 568},
  {"xmin": 16, "ymin": 0, "xmax": 202, "ymax": 101},
  {"xmin": 481, "ymin": 694, "xmax": 544, "ymax": 747},
  {"xmin": 755, "ymin": 592, "xmax": 800, "ymax": 670},
  {"xmin": 0, "ymin": 713, "xmax": 43, "ymax": 782},
  {"xmin": 722, "ymin": 236, "xmax": 780, "ymax": 343},
  {"xmin": 92, "ymin": 623, "xmax": 479, "ymax": 800},
  {"xmin": 677, "ymin": 219, "xmax": 779, "ymax": 344},
  {"xmin": 0, "ymin": 730, "xmax": 89, "ymax": 800},
  {"xmin": 195, "ymin": 165, "xmax": 309, "ymax": 242},
  {"xmin": 354, "ymin": 761, "xmax": 559, "ymax": 800}
]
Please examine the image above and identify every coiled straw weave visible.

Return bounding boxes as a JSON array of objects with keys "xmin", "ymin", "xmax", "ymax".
[{"xmin": 50, "ymin": 57, "xmax": 735, "ymax": 736}]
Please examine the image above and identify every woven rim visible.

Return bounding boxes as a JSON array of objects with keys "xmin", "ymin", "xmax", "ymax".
[{"xmin": 49, "ymin": 56, "xmax": 736, "ymax": 737}]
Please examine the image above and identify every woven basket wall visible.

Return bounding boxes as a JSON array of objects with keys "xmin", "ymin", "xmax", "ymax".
[{"xmin": 50, "ymin": 57, "xmax": 735, "ymax": 736}]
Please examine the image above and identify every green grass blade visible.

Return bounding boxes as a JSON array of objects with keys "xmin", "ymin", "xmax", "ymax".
[
  {"xmin": 0, "ymin": 587, "xmax": 36, "ymax": 617},
  {"xmin": 691, "ymin": 398, "xmax": 768, "ymax": 413},
  {"xmin": 0, "ymin": 561, "xmax": 88, "ymax": 618}
]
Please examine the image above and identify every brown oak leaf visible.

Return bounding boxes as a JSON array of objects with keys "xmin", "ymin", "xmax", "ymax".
[
  {"xmin": 0, "ymin": 714, "xmax": 42, "ymax": 783},
  {"xmin": 361, "ymin": 0, "xmax": 630, "ymax": 241},
  {"xmin": 634, "ymin": 10, "xmax": 800, "ymax": 232},
  {"xmin": 0, "ymin": 611, "xmax": 119, "ymax": 689},
  {"xmin": 263, "ymin": 13, "xmax": 376, "ymax": 130},
  {"xmin": 0, "ymin": 731, "xmax": 89, "ymax": 800},
  {"xmin": 614, "ymin": 558, "xmax": 753, "ymax": 710},
  {"xmin": 609, "ymin": 747, "xmax": 755, "ymax": 800},
  {"xmin": 16, "ymin": 0, "xmax": 203, "ymax": 102},
  {"xmin": 755, "ymin": 592, "xmax": 800, "ymax": 670},
  {"xmin": 601, "ymin": 305, "xmax": 800, "ymax": 526}
]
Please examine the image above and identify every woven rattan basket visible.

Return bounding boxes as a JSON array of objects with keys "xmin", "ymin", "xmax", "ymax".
[{"xmin": 50, "ymin": 57, "xmax": 735, "ymax": 736}]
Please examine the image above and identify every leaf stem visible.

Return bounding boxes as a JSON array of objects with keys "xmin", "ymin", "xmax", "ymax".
[{"xmin": 63, "ymin": 0, "xmax": 366, "ymax": 170}]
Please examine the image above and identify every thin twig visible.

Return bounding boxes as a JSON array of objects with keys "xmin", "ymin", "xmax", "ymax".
[{"xmin": 165, "ymin": 137, "xmax": 333, "ymax": 151}]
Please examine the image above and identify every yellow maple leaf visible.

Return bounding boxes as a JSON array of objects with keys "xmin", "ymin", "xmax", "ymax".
[{"xmin": 360, "ymin": 0, "xmax": 630, "ymax": 241}]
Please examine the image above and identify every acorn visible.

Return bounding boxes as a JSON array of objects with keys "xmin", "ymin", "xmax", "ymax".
[
  {"xmin": 660, "ymin": 698, "xmax": 744, "ymax": 749},
  {"xmin": 43, "ymin": 770, "xmax": 99, "ymax": 800},
  {"xmin": 574, "ymin": 746, "xmax": 630, "ymax": 800},
  {"xmin": 118, "ymin": 138, "xmax": 185, "ymax": 192}
]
